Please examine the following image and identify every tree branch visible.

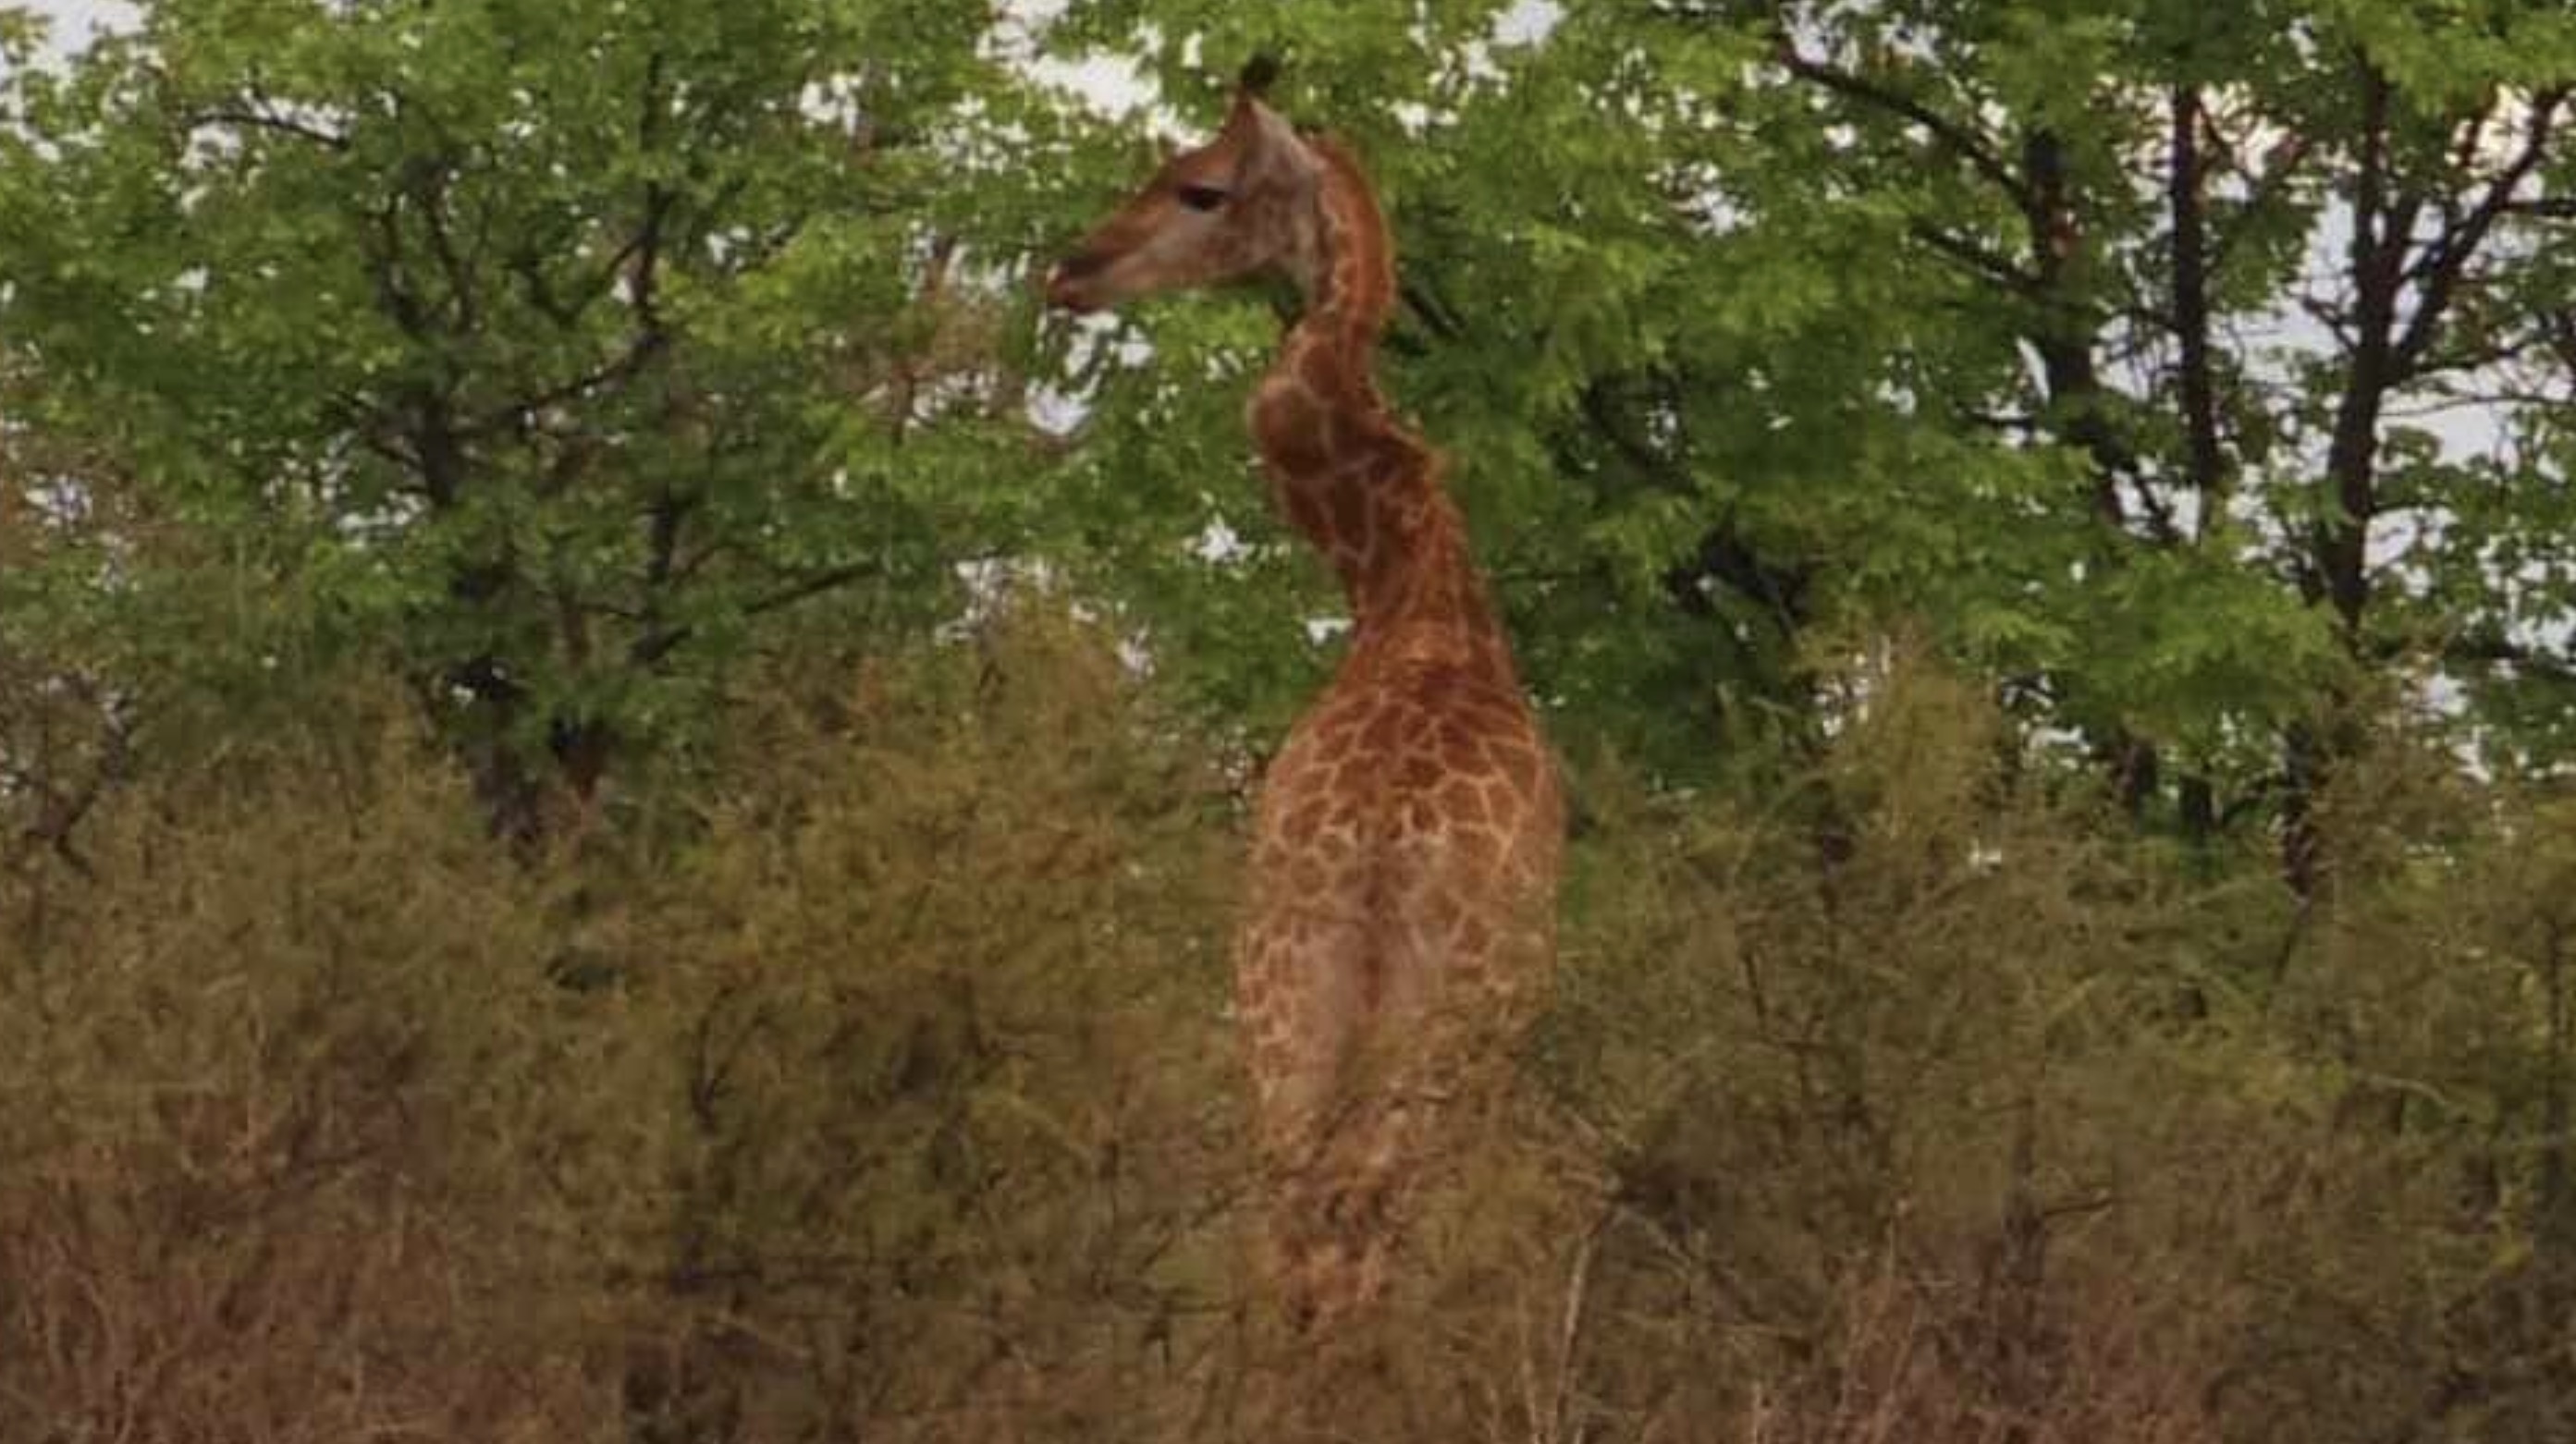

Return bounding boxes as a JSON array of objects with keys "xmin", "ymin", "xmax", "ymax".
[
  {"xmin": 1773, "ymin": 40, "xmax": 2028, "ymax": 206},
  {"xmin": 629, "ymin": 562, "xmax": 878, "ymax": 667},
  {"xmin": 191, "ymin": 102, "xmax": 349, "ymax": 151},
  {"xmin": 2203, "ymin": 116, "xmax": 2313, "ymax": 276},
  {"xmin": 2169, "ymin": 84, "xmax": 2227, "ymax": 514},
  {"xmin": 410, "ymin": 160, "xmax": 480, "ymax": 334},
  {"xmin": 2395, "ymin": 89, "xmax": 2568, "ymax": 376},
  {"xmin": 1908, "ymin": 219, "xmax": 2040, "ymax": 292},
  {"xmin": 2436, "ymin": 631, "xmax": 2576, "ymax": 684}
]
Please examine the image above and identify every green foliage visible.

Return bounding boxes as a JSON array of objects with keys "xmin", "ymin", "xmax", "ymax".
[
  {"xmin": 0, "ymin": 0, "xmax": 1071, "ymax": 827},
  {"xmin": 14, "ymin": 0, "xmax": 2576, "ymax": 833},
  {"xmin": 1029, "ymin": 0, "xmax": 2576, "ymax": 834}
]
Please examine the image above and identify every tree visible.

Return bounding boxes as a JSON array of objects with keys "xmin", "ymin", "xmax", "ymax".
[
  {"xmin": 0, "ymin": 371, "xmax": 135, "ymax": 880},
  {"xmin": 0, "ymin": 0, "xmax": 1067, "ymax": 837},
  {"xmin": 1037, "ymin": 0, "xmax": 2576, "ymax": 879}
]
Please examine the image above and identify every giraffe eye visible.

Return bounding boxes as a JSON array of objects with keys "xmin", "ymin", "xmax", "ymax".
[{"xmin": 1175, "ymin": 182, "xmax": 1231, "ymax": 213}]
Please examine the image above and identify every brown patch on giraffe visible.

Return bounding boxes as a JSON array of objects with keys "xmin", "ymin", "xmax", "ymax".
[
  {"xmin": 1327, "ymin": 481, "xmax": 1372, "ymax": 559},
  {"xmin": 1300, "ymin": 339, "xmax": 1344, "ymax": 395},
  {"xmin": 1252, "ymin": 380, "xmax": 1333, "ymax": 475},
  {"xmin": 1439, "ymin": 776, "xmax": 1495, "ymax": 828},
  {"xmin": 1357, "ymin": 710, "xmax": 1404, "ymax": 753},
  {"xmin": 1432, "ymin": 719, "xmax": 1479, "ymax": 764}
]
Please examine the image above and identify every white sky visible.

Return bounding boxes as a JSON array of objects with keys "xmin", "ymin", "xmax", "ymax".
[{"xmin": 16, "ymin": 0, "xmax": 132, "ymax": 62}]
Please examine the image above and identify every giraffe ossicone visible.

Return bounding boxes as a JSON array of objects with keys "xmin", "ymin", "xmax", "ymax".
[{"xmin": 1048, "ymin": 66, "xmax": 1564, "ymax": 1332}]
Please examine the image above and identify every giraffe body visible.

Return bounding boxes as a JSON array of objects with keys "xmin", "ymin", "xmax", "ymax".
[{"xmin": 1049, "ymin": 74, "xmax": 1563, "ymax": 1329}]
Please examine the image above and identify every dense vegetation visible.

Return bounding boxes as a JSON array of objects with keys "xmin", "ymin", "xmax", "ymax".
[{"xmin": 4, "ymin": 1, "xmax": 2575, "ymax": 1438}]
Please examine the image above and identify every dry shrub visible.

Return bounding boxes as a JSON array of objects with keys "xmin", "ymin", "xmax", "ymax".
[
  {"xmin": 1532, "ymin": 645, "xmax": 2245, "ymax": 1444},
  {"xmin": 603, "ymin": 608, "xmax": 1246, "ymax": 1442},
  {"xmin": 0, "ymin": 687, "xmax": 619, "ymax": 1443},
  {"xmin": 2228, "ymin": 724, "xmax": 2576, "ymax": 1443},
  {"xmin": 6, "ymin": 622, "xmax": 2573, "ymax": 1444},
  {"xmin": 1495, "ymin": 655, "xmax": 2576, "ymax": 1444},
  {"xmin": 0, "ymin": 613, "xmax": 1253, "ymax": 1444},
  {"xmin": 1158, "ymin": 642, "xmax": 2256, "ymax": 1444}
]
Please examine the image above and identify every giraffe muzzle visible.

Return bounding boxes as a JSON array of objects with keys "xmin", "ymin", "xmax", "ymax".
[{"xmin": 1043, "ymin": 251, "xmax": 1112, "ymax": 312}]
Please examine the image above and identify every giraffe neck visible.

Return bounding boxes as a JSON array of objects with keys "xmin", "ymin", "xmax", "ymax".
[{"xmin": 1250, "ymin": 139, "xmax": 1513, "ymax": 678}]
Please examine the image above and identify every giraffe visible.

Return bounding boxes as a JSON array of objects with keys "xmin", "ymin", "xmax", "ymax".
[{"xmin": 1047, "ymin": 60, "xmax": 1564, "ymax": 1332}]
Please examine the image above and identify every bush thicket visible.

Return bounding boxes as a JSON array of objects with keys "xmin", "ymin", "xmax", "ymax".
[{"xmin": 6, "ymin": 615, "xmax": 2573, "ymax": 1442}]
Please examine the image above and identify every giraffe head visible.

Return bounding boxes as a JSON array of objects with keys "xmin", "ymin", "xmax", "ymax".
[{"xmin": 1045, "ymin": 57, "xmax": 1324, "ymax": 313}]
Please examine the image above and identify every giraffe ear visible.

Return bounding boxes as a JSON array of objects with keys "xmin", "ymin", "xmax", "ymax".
[{"xmin": 1223, "ymin": 86, "xmax": 1314, "ymax": 191}]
